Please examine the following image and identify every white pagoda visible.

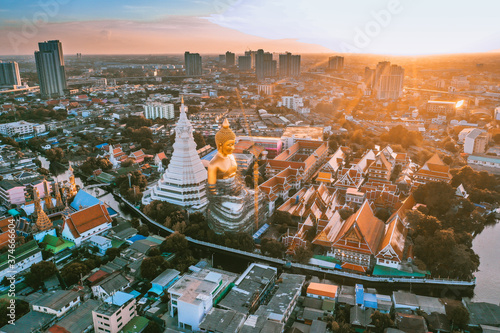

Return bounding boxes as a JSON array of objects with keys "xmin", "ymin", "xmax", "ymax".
[{"xmin": 142, "ymin": 99, "xmax": 208, "ymax": 211}]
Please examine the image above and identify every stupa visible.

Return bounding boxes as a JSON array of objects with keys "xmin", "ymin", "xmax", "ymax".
[{"xmin": 142, "ymin": 98, "xmax": 208, "ymax": 211}]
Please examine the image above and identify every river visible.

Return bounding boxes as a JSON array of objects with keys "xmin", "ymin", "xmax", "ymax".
[{"xmin": 472, "ymin": 221, "xmax": 500, "ymax": 304}]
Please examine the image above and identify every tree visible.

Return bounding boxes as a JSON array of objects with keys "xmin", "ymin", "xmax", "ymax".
[
  {"xmin": 448, "ymin": 305, "xmax": 470, "ymax": 329},
  {"xmin": 370, "ymin": 310, "xmax": 393, "ymax": 333},
  {"xmin": 224, "ymin": 232, "xmax": 255, "ymax": 252},
  {"xmin": 106, "ymin": 247, "xmax": 121, "ymax": 260},
  {"xmin": 406, "ymin": 210, "xmax": 442, "ymax": 238},
  {"xmin": 413, "ymin": 181, "xmax": 456, "ymax": 216},
  {"xmin": 160, "ymin": 232, "xmax": 189, "ymax": 254},
  {"xmin": 141, "ymin": 256, "xmax": 169, "ymax": 280},
  {"xmin": 0, "ymin": 299, "xmax": 30, "ymax": 327},
  {"xmin": 61, "ymin": 262, "xmax": 90, "ymax": 286},
  {"xmin": 138, "ymin": 224, "xmax": 149, "ymax": 236},
  {"xmin": 144, "ymin": 321, "xmax": 163, "ymax": 333},
  {"xmin": 260, "ymin": 238, "xmax": 285, "ymax": 258},
  {"xmin": 45, "ymin": 147, "xmax": 65, "ymax": 162},
  {"xmin": 272, "ymin": 211, "xmax": 295, "ymax": 227},
  {"xmin": 293, "ymin": 246, "xmax": 313, "ymax": 264},
  {"xmin": 193, "ymin": 132, "xmax": 206, "ymax": 149}
]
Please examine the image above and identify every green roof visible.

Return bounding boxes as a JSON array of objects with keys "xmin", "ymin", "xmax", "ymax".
[
  {"xmin": 43, "ymin": 236, "xmax": 75, "ymax": 254},
  {"xmin": 97, "ymin": 172, "xmax": 115, "ymax": 183},
  {"xmin": 0, "ymin": 240, "xmax": 41, "ymax": 271},
  {"xmin": 119, "ymin": 316, "xmax": 149, "ymax": 333},
  {"xmin": 7, "ymin": 209, "xmax": 20, "ymax": 217},
  {"xmin": 111, "ymin": 239, "xmax": 125, "ymax": 248},
  {"xmin": 372, "ymin": 264, "xmax": 428, "ymax": 277}
]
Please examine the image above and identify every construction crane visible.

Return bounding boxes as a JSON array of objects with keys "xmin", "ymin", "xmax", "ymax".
[{"xmin": 234, "ymin": 88, "xmax": 260, "ymax": 232}]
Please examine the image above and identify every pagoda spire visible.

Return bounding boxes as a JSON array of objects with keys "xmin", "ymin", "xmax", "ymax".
[
  {"xmin": 67, "ymin": 162, "xmax": 78, "ymax": 198},
  {"xmin": 43, "ymin": 179, "xmax": 54, "ymax": 210},
  {"xmin": 53, "ymin": 181, "xmax": 64, "ymax": 208},
  {"xmin": 33, "ymin": 188, "xmax": 53, "ymax": 231}
]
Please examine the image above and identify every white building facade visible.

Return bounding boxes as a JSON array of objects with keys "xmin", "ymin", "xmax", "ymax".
[{"xmin": 143, "ymin": 102, "xmax": 174, "ymax": 120}]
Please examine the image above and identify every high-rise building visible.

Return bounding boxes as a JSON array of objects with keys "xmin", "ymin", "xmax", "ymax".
[
  {"xmin": 141, "ymin": 99, "xmax": 208, "ymax": 211},
  {"xmin": 184, "ymin": 52, "xmax": 202, "ymax": 76},
  {"xmin": 238, "ymin": 55, "xmax": 252, "ymax": 71},
  {"xmin": 225, "ymin": 51, "xmax": 235, "ymax": 67},
  {"xmin": 35, "ymin": 40, "xmax": 67, "ymax": 98},
  {"xmin": 245, "ymin": 50, "xmax": 257, "ymax": 68},
  {"xmin": 255, "ymin": 49, "xmax": 277, "ymax": 80},
  {"xmin": 279, "ymin": 52, "xmax": 301, "ymax": 78},
  {"xmin": 375, "ymin": 62, "xmax": 404, "ymax": 100},
  {"xmin": 218, "ymin": 54, "xmax": 226, "ymax": 65},
  {"xmin": 328, "ymin": 56, "xmax": 344, "ymax": 70},
  {"xmin": 0, "ymin": 61, "xmax": 21, "ymax": 87},
  {"xmin": 143, "ymin": 102, "xmax": 174, "ymax": 120}
]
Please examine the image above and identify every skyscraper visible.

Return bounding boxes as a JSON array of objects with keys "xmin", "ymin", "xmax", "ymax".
[
  {"xmin": 255, "ymin": 49, "xmax": 276, "ymax": 80},
  {"xmin": 0, "ymin": 61, "xmax": 21, "ymax": 87},
  {"xmin": 184, "ymin": 52, "xmax": 202, "ymax": 76},
  {"xmin": 35, "ymin": 40, "xmax": 67, "ymax": 98},
  {"xmin": 328, "ymin": 56, "xmax": 344, "ymax": 70},
  {"xmin": 238, "ymin": 55, "xmax": 252, "ymax": 71},
  {"xmin": 375, "ymin": 62, "xmax": 404, "ymax": 100},
  {"xmin": 225, "ymin": 51, "xmax": 235, "ymax": 67},
  {"xmin": 279, "ymin": 52, "xmax": 301, "ymax": 78}
]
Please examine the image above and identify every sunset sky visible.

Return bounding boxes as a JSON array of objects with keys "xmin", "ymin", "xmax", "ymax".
[{"xmin": 0, "ymin": 0, "xmax": 499, "ymax": 56}]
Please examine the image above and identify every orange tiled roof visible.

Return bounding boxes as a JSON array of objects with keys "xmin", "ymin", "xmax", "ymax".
[{"xmin": 64, "ymin": 204, "xmax": 111, "ymax": 238}]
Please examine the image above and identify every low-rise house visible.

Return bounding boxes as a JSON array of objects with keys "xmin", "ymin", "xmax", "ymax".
[
  {"xmin": 89, "ymin": 235, "xmax": 112, "ymax": 255},
  {"xmin": 32, "ymin": 289, "xmax": 82, "ymax": 318},
  {"xmin": 91, "ymin": 272, "xmax": 130, "ymax": 299},
  {"xmin": 0, "ymin": 240, "xmax": 42, "ymax": 281}
]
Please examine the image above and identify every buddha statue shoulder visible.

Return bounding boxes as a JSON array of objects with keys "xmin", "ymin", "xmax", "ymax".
[{"xmin": 207, "ymin": 119, "xmax": 238, "ymax": 193}]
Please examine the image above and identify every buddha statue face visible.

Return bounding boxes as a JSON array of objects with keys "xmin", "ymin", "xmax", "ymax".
[
  {"xmin": 215, "ymin": 118, "xmax": 236, "ymax": 156},
  {"xmin": 219, "ymin": 139, "xmax": 235, "ymax": 157}
]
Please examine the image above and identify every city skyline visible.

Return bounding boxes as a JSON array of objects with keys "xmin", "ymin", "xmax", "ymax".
[{"xmin": 1, "ymin": 0, "xmax": 499, "ymax": 56}]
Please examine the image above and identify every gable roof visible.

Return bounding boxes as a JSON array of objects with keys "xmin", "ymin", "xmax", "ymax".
[
  {"xmin": 333, "ymin": 200, "xmax": 385, "ymax": 255},
  {"xmin": 64, "ymin": 204, "xmax": 111, "ymax": 238}
]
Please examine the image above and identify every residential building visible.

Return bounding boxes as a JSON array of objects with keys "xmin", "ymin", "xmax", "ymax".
[
  {"xmin": 32, "ymin": 289, "xmax": 81, "ymax": 318},
  {"xmin": 238, "ymin": 55, "xmax": 252, "ymax": 71},
  {"xmin": 254, "ymin": 273, "xmax": 305, "ymax": 323},
  {"xmin": 225, "ymin": 51, "xmax": 235, "ymax": 67},
  {"xmin": 464, "ymin": 129, "xmax": 489, "ymax": 154},
  {"xmin": 91, "ymin": 272, "xmax": 131, "ymax": 299},
  {"xmin": 61, "ymin": 204, "xmax": 113, "ymax": 246},
  {"xmin": 184, "ymin": 52, "xmax": 202, "ymax": 76},
  {"xmin": 148, "ymin": 268, "xmax": 180, "ymax": 296},
  {"xmin": 0, "ymin": 240, "xmax": 42, "ymax": 281},
  {"xmin": 328, "ymin": 56, "xmax": 344, "ymax": 70},
  {"xmin": 35, "ymin": 40, "xmax": 67, "ymax": 98},
  {"xmin": 366, "ymin": 61, "xmax": 404, "ymax": 100},
  {"xmin": 258, "ymin": 84, "xmax": 274, "ymax": 95},
  {"xmin": 281, "ymin": 95, "xmax": 304, "ymax": 111},
  {"xmin": 426, "ymin": 100, "xmax": 457, "ymax": 114},
  {"xmin": 218, "ymin": 263, "xmax": 277, "ymax": 315},
  {"xmin": 0, "ymin": 121, "xmax": 46, "ymax": 137},
  {"xmin": 199, "ymin": 308, "xmax": 246, "ymax": 333},
  {"xmin": 143, "ymin": 102, "xmax": 174, "ymax": 120},
  {"xmin": 255, "ymin": 49, "xmax": 276, "ymax": 80},
  {"xmin": 92, "ymin": 291, "xmax": 137, "ymax": 333},
  {"xmin": 307, "ymin": 282, "xmax": 338, "ymax": 301},
  {"xmin": 281, "ymin": 126, "xmax": 324, "ymax": 148},
  {"xmin": 468, "ymin": 154, "xmax": 500, "ymax": 169},
  {"xmin": 89, "ymin": 235, "xmax": 112, "ymax": 255},
  {"xmin": 0, "ymin": 61, "xmax": 21, "ymax": 87},
  {"xmin": 279, "ymin": 52, "xmax": 301, "ymax": 77}
]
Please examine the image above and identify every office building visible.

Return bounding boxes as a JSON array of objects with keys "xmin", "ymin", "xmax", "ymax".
[
  {"xmin": 35, "ymin": 40, "xmax": 67, "ymax": 98},
  {"xmin": 255, "ymin": 49, "xmax": 277, "ymax": 80},
  {"xmin": 184, "ymin": 51, "xmax": 202, "ymax": 76},
  {"xmin": 143, "ymin": 102, "xmax": 174, "ymax": 120},
  {"xmin": 279, "ymin": 52, "xmax": 301, "ymax": 77},
  {"xmin": 328, "ymin": 56, "xmax": 344, "ymax": 70},
  {"xmin": 464, "ymin": 129, "xmax": 489, "ymax": 154},
  {"xmin": 238, "ymin": 55, "xmax": 252, "ymax": 71},
  {"xmin": 0, "ymin": 121, "xmax": 46, "ymax": 137},
  {"xmin": 225, "ymin": 51, "xmax": 235, "ymax": 67},
  {"xmin": 0, "ymin": 61, "xmax": 21, "ymax": 87}
]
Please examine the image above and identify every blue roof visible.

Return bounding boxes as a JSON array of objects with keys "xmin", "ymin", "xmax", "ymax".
[
  {"xmin": 8, "ymin": 209, "xmax": 20, "ymax": 216},
  {"xmin": 253, "ymin": 223, "xmax": 269, "ymax": 240},
  {"xmin": 364, "ymin": 293, "xmax": 378, "ymax": 309},
  {"xmin": 128, "ymin": 234, "xmax": 147, "ymax": 243},
  {"xmin": 70, "ymin": 190, "xmax": 101, "ymax": 210},
  {"xmin": 355, "ymin": 284, "xmax": 364, "ymax": 305},
  {"xmin": 468, "ymin": 155, "xmax": 500, "ymax": 163},
  {"xmin": 107, "ymin": 207, "xmax": 118, "ymax": 216},
  {"xmin": 96, "ymin": 143, "xmax": 109, "ymax": 149},
  {"xmin": 129, "ymin": 290, "xmax": 141, "ymax": 298},
  {"xmin": 105, "ymin": 291, "xmax": 135, "ymax": 306},
  {"xmin": 201, "ymin": 149, "xmax": 217, "ymax": 161}
]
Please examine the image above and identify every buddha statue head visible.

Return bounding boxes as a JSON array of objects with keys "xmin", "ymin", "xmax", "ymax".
[{"xmin": 215, "ymin": 118, "xmax": 236, "ymax": 156}]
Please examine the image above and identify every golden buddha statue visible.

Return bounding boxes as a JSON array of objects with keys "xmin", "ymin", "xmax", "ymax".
[
  {"xmin": 206, "ymin": 119, "xmax": 265, "ymax": 234},
  {"xmin": 207, "ymin": 118, "xmax": 238, "ymax": 190}
]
